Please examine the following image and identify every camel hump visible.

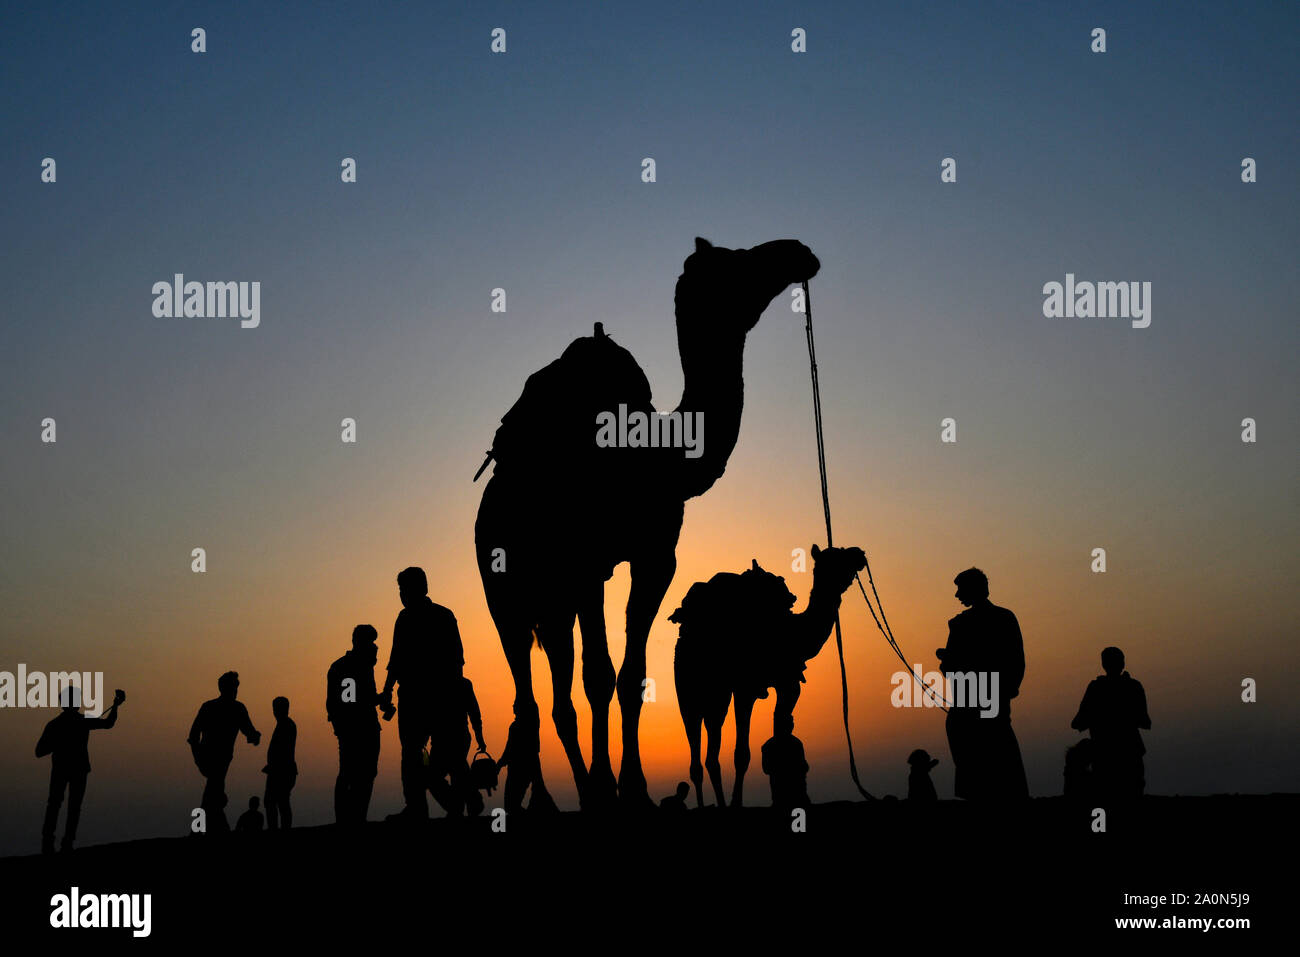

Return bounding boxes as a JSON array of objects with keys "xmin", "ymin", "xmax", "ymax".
[
  {"xmin": 485, "ymin": 326, "xmax": 652, "ymax": 478},
  {"xmin": 670, "ymin": 574, "xmax": 733, "ymax": 629},
  {"xmin": 669, "ymin": 566, "xmax": 796, "ymax": 636}
]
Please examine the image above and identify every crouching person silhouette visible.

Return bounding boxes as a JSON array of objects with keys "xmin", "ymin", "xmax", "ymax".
[
  {"xmin": 188, "ymin": 671, "xmax": 260, "ymax": 833},
  {"xmin": 1063, "ymin": 739, "xmax": 1095, "ymax": 804},
  {"xmin": 660, "ymin": 782, "xmax": 691, "ymax": 813},
  {"xmin": 907, "ymin": 749, "xmax": 939, "ymax": 802},
  {"xmin": 235, "ymin": 795, "xmax": 264, "ymax": 832},
  {"xmin": 328, "ymin": 625, "xmax": 385, "ymax": 825},
  {"xmin": 36, "ymin": 686, "xmax": 124, "ymax": 854}
]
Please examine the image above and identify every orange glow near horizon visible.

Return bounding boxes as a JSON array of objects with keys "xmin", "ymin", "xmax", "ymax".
[
  {"xmin": 2, "ymin": 290, "xmax": 1295, "ymax": 855},
  {"xmin": 5, "ymin": 425, "xmax": 1293, "ymax": 854}
]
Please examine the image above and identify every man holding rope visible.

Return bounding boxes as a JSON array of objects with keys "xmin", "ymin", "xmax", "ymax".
[{"xmin": 936, "ymin": 568, "xmax": 1029, "ymax": 801}]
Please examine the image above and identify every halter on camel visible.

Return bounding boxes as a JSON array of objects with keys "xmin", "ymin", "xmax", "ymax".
[{"xmin": 800, "ymin": 280, "xmax": 953, "ymax": 803}]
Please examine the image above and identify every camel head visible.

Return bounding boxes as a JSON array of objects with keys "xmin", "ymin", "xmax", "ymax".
[
  {"xmin": 809, "ymin": 543, "xmax": 868, "ymax": 597},
  {"xmin": 675, "ymin": 237, "xmax": 820, "ymax": 342}
]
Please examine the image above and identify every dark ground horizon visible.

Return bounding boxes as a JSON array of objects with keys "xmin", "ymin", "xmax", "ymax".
[{"xmin": 2, "ymin": 794, "xmax": 1286, "ymax": 941}]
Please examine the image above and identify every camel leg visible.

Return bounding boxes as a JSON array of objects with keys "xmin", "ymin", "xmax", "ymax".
[
  {"xmin": 731, "ymin": 693, "xmax": 756, "ymax": 808},
  {"xmin": 617, "ymin": 552, "xmax": 676, "ymax": 805},
  {"xmin": 774, "ymin": 680, "xmax": 801, "ymax": 732},
  {"xmin": 577, "ymin": 581, "xmax": 617, "ymax": 806},
  {"xmin": 703, "ymin": 710, "xmax": 726, "ymax": 808},
  {"xmin": 498, "ymin": 616, "xmax": 546, "ymax": 814},
  {"xmin": 682, "ymin": 711, "xmax": 704, "ymax": 808},
  {"xmin": 537, "ymin": 615, "xmax": 590, "ymax": 802}
]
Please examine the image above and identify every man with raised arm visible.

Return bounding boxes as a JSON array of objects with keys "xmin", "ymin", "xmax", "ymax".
[{"xmin": 36, "ymin": 685, "xmax": 125, "ymax": 854}]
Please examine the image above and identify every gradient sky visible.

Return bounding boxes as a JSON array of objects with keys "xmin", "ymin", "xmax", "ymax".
[{"xmin": 1, "ymin": 1, "xmax": 1297, "ymax": 856}]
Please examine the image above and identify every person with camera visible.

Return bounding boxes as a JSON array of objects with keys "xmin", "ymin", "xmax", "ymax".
[{"xmin": 35, "ymin": 685, "xmax": 126, "ymax": 854}]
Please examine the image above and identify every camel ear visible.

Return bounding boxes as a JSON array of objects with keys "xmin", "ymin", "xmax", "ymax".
[
  {"xmin": 695, "ymin": 237, "xmax": 713, "ymax": 253},
  {"xmin": 811, "ymin": 544, "xmax": 821, "ymax": 558},
  {"xmin": 751, "ymin": 558, "xmax": 760, "ymax": 570}
]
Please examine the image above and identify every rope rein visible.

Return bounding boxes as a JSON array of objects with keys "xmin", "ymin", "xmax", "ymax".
[{"xmin": 800, "ymin": 279, "xmax": 950, "ymax": 801}]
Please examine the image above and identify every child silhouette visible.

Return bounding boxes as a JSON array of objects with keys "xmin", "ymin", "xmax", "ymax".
[
  {"xmin": 235, "ymin": 795, "xmax": 264, "ymax": 832},
  {"xmin": 906, "ymin": 749, "xmax": 939, "ymax": 801}
]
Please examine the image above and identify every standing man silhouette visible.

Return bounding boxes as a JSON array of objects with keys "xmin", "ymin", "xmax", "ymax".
[
  {"xmin": 36, "ymin": 686, "xmax": 125, "ymax": 854},
  {"xmin": 380, "ymin": 567, "xmax": 465, "ymax": 820},
  {"xmin": 263, "ymin": 696, "xmax": 297, "ymax": 830},
  {"xmin": 327, "ymin": 624, "xmax": 386, "ymax": 824},
  {"xmin": 937, "ymin": 568, "xmax": 1028, "ymax": 800},
  {"xmin": 188, "ymin": 671, "xmax": 261, "ymax": 833},
  {"xmin": 1071, "ymin": 647, "xmax": 1151, "ymax": 801}
]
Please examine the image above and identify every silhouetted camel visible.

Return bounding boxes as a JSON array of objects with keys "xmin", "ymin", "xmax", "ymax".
[
  {"xmin": 669, "ymin": 544, "xmax": 867, "ymax": 807},
  {"xmin": 474, "ymin": 237, "xmax": 820, "ymax": 808}
]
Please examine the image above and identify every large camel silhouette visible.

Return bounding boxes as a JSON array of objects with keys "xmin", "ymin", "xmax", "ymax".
[
  {"xmin": 474, "ymin": 237, "xmax": 820, "ymax": 808},
  {"xmin": 670, "ymin": 544, "xmax": 868, "ymax": 808}
]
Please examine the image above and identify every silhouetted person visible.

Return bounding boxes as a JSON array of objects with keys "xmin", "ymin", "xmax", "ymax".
[
  {"xmin": 1063, "ymin": 739, "xmax": 1095, "ymax": 804},
  {"xmin": 659, "ymin": 782, "xmax": 690, "ymax": 812},
  {"xmin": 235, "ymin": 795, "xmax": 264, "ymax": 832},
  {"xmin": 327, "ymin": 625, "xmax": 384, "ymax": 824},
  {"xmin": 262, "ymin": 696, "xmax": 297, "ymax": 830},
  {"xmin": 936, "ymin": 567, "xmax": 1028, "ymax": 801},
  {"xmin": 188, "ymin": 671, "xmax": 260, "ymax": 833},
  {"xmin": 1071, "ymin": 647, "xmax": 1150, "ymax": 802},
  {"xmin": 427, "ymin": 675, "xmax": 487, "ymax": 817},
  {"xmin": 35, "ymin": 686, "xmax": 124, "ymax": 854},
  {"xmin": 760, "ymin": 713, "xmax": 809, "ymax": 811},
  {"xmin": 380, "ymin": 567, "xmax": 465, "ymax": 821},
  {"xmin": 907, "ymin": 749, "xmax": 939, "ymax": 802}
]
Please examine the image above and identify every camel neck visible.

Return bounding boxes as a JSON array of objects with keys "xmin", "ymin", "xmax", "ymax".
[
  {"xmin": 806, "ymin": 576, "xmax": 847, "ymax": 618},
  {"xmin": 674, "ymin": 347, "xmax": 744, "ymax": 499}
]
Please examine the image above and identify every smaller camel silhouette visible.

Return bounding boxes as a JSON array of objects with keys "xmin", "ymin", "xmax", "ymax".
[{"xmin": 670, "ymin": 544, "xmax": 867, "ymax": 808}]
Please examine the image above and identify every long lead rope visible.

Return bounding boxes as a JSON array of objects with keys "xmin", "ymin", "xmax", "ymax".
[
  {"xmin": 803, "ymin": 281, "xmax": 876, "ymax": 801},
  {"xmin": 801, "ymin": 280, "xmax": 950, "ymax": 801}
]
